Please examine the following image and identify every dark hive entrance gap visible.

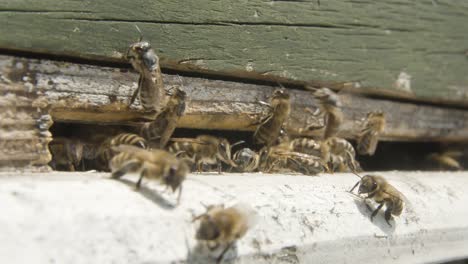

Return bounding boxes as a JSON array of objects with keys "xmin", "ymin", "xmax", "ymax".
[{"xmin": 48, "ymin": 122, "xmax": 464, "ymax": 172}]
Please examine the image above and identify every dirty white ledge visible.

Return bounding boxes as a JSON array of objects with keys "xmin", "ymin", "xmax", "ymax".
[{"xmin": 0, "ymin": 171, "xmax": 467, "ymax": 264}]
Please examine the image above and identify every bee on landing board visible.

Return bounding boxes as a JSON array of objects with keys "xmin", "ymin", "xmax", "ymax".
[
  {"xmin": 126, "ymin": 27, "xmax": 166, "ymax": 113},
  {"xmin": 313, "ymin": 88, "xmax": 343, "ymax": 139},
  {"xmin": 168, "ymin": 135, "xmax": 240, "ymax": 173},
  {"xmin": 357, "ymin": 111, "xmax": 386, "ymax": 155},
  {"xmin": 323, "ymin": 137, "xmax": 361, "ymax": 172},
  {"xmin": 349, "ymin": 173, "xmax": 404, "ymax": 226},
  {"xmin": 95, "ymin": 133, "xmax": 147, "ymax": 171},
  {"xmin": 193, "ymin": 203, "xmax": 257, "ymax": 263},
  {"xmin": 140, "ymin": 86, "xmax": 186, "ymax": 148},
  {"xmin": 110, "ymin": 145, "xmax": 188, "ymax": 202},
  {"xmin": 253, "ymin": 89, "xmax": 291, "ymax": 147}
]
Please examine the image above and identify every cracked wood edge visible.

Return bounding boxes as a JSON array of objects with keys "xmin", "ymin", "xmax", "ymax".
[
  {"xmin": 0, "ymin": 0, "xmax": 467, "ymax": 104},
  {"xmin": 2, "ymin": 55, "xmax": 468, "ymax": 142}
]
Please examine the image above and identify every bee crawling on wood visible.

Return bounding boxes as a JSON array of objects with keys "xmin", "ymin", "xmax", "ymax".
[
  {"xmin": 95, "ymin": 133, "xmax": 147, "ymax": 171},
  {"xmin": 357, "ymin": 111, "xmax": 386, "ymax": 156},
  {"xmin": 168, "ymin": 135, "xmax": 241, "ymax": 173},
  {"xmin": 426, "ymin": 151, "xmax": 463, "ymax": 171},
  {"xmin": 232, "ymin": 148, "xmax": 260, "ymax": 172},
  {"xmin": 349, "ymin": 173, "xmax": 405, "ymax": 226},
  {"xmin": 313, "ymin": 87, "xmax": 343, "ymax": 139},
  {"xmin": 193, "ymin": 203, "xmax": 257, "ymax": 263},
  {"xmin": 110, "ymin": 145, "xmax": 188, "ymax": 202},
  {"xmin": 253, "ymin": 88, "xmax": 291, "ymax": 147},
  {"xmin": 126, "ymin": 26, "xmax": 166, "ymax": 113},
  {"xmin": 140, "ymin": 85, "xmax": 186, "ymax": 148}
]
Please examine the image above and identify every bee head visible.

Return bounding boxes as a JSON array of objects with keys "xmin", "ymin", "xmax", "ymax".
[
  {"xmin": 196, "ymin": 216, "xmax": 221, "ymax": 241},
  {"xmin": 217, "ymin": 139, "xmax": 236, "ymax": 167},
  {"xmin": 358, "ymin": 175, "xmax": 378, "ymax": 194},
  {"xmin": 272, "ymin": 89, "xmax": 290, "ymax": 100}
]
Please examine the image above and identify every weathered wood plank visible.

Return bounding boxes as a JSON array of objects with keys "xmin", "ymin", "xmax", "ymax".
[
  {"xmin": 0, "ymin": 1, "xmax": 467, "ymax": 104},
  {"xmin": 2, "ymin": 55, "xmax": 468, "ymax": 142},
  {"xmin": 0, "ymin": 82, "xmax": 53, "ymax": 171}
]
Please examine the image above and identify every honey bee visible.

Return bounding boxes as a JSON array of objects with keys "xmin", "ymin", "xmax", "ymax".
[
  {"xmin": 349, "ymin": 173, "xmax": 404, "ymax": 226},
  {"xmin": 427, "ymin": 151, "xmax": 463, "ymax": 171},
  {"xmin": 193, "ymin": 203, "xmax": 257, "ymax": 263},
  {"xmin": 259, "ymin": 144, "xmax": 325, "ymax": 175},
  {"xmin": 110, "ymin": 145, "xmax": 188, "ymax": 202},
  {"xmin": 168, "ymin": 135, "xmax": 239, "ymax": 173},
  {"xmin": 95, "ymin": 133, "xmax": 147, "ymax": 171},
  {"xmin": 357, "ymin": 111, "xmax": 386, "ymax": 155},
  {"xmin": 140, "ymin": 86, "xmax": 186, "ymax": 148},
  {"xmin": 323, "ymin": 137, "xmax": 361, "ymax": 172},
  {"xmin": 253, "ymin": 89, "xmax": 291, "ymax": 147},
  {"xmin": 48, "ymin": 137, "xmax": 84, "ymax": 171},
  {"xmin": 232, "ymin": 148, "xmax": 260, "ymax": 172},
  {"xmin": 313, "ymin": 88, "xmax": 343, "ymax": 139},
  {"xmin": 289, "ymin": 137, "xmax": 360, "ymax": 173},
  {"xmin": 126, "ymin": 28, "xmax": 166, "ymax": 113}
]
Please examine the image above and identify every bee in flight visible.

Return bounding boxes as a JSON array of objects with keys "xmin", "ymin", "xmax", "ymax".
[{"xmin": 349, "ymin": 173, "xmax": 404, "ymax": 226}]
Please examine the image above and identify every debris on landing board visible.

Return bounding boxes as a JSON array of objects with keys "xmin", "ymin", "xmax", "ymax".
[{"xmin": 0, "ymin": 171, "xmax": 467, "ymax": 264}]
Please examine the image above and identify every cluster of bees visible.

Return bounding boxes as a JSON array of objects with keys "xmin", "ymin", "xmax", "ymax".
[{"xmin": 48, "ymin": 32, "xmax": 406, "ymax": 262}]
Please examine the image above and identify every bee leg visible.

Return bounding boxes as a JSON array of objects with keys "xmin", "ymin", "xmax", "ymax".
[
  {"xmin": 349, "ymin": 181, "xmax": 360, "ymax": 193},
  {"xmin": 197, "ymin": 162, "xmax": 203, "ymax": 173},
  {"xmin": 384, "ymin": 201, "xmax": 394, "ymax": 227},
  {"xmin": 370, "ymin": 202, "xmax": 384, "ymax": 222},
  {"xmin": 216, "ymin": 242, "xmax": 234, "ymax": 264},
  {"xmin": 129, "ymin": 74, "xmax": 143, "ymax": 106},
  {"xmin": 135, "ymin": 169, "xmax": 147, "ymax": 190},
  {"xmin": 217, "ymin": 161, "xmax": 222, "ymax": 174}
]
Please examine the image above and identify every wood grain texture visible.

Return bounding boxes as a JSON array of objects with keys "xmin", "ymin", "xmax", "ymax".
[
  {"xmin": 0, "ymin": 81, "xmax": 53, "ymax": 171},
  {"xmin": 2, "ymin": 55, "xmax": 468, "ymax": 142},
  {"xmin": 0, "ymin": 1, "xmax": 467, "ymax": 104}
]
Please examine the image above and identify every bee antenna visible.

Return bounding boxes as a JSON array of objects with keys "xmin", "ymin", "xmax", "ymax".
[
  {"xmin": 134, "ymin": 25, "xmax": 143, "ymax": 42},
  {"xmin": 351, "ymin": 170, "xmax": 362, "ymax": 179},
  {"xmin": 230, "ymin": 140, "xmax": 245, "ymax": 149}
]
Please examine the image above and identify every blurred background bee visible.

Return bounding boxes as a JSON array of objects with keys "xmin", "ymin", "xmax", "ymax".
[
  {"xmin": 110, "ymin": 145, "xmax": 188, "ymax": 202},
  {"xmin": 253, "ymin": 89, "xmax": 291, "ymax": 147},
  {"xmin": 426, "ymin": 150, "xmax": 463, "ymax": 171},
  {"xmin": 193, "ymin": 203, "xmax": 257, "ymax": 263},
  {"xmin": 349, "ymin": 173, "xmax": 404, "ymax": 226},
  {"xmin": 126, "ymin": 26, "xmax": 166, "ymax": 113},
  {"xmin": 140, "ymin": 86, "xmax": 186, "ymax": 148},
  {"xmin": 95, "ymin": 133, "xmax": 147, "ymax": 171},
  {"xmin": 48, "ymin": 137, "xmax": 84, "ymax": 171},
  {"xmin": 357, "ymin": 111, "xmax": 386, "ymax": 156},
  {"xmin": 313, "ymin": 87, "xmax": 343, "ymax": 139},
  {"xmin": 168, "ymin": 135, "xmax": 240, "ymax": 173}
]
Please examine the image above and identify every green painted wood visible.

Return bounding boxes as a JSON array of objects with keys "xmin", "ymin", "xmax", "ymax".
[{"xmin": 1, "ymin": 0, "xmax": 468, "ymax": 103}]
